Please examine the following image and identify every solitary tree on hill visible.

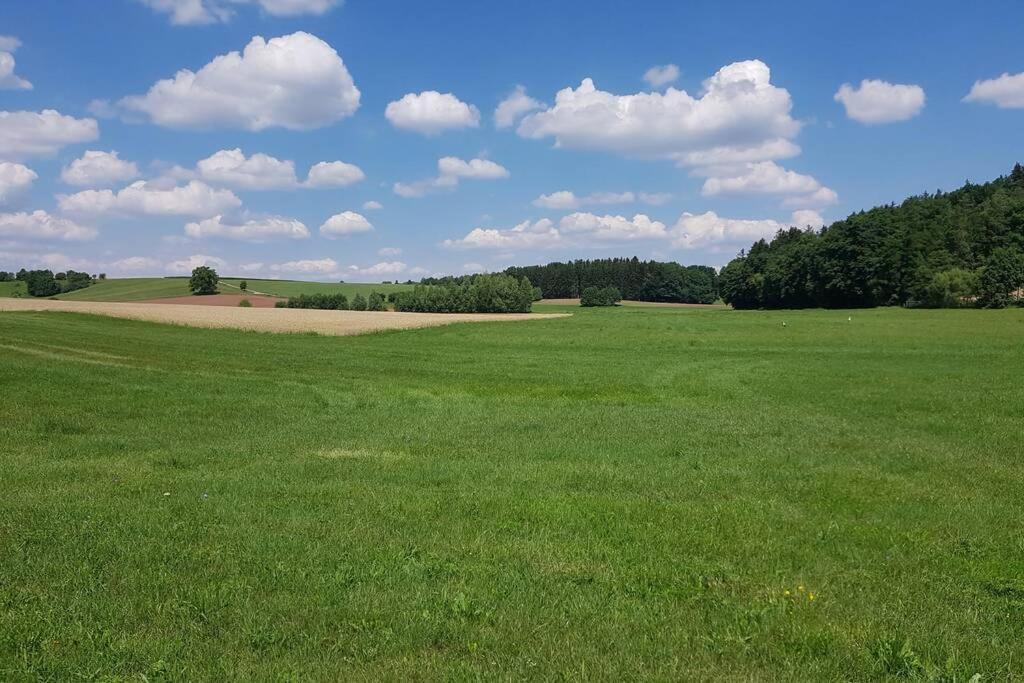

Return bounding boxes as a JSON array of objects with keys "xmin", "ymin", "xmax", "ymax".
[{"xmin": 189, "ymin": 266, "xmax": 219, "ymax": 295}]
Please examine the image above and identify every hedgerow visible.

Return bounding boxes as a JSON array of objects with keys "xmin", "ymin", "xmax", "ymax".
[{"xmin": 394, "ymin": 274, "xmax": 534, "ymax": 313}]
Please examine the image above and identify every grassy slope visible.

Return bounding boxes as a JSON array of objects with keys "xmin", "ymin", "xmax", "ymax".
[
  {"xmin": 1, "ymin": 306, "xmax": 1022, "ymax": 679},
  {"xmin": 54, "ymin": 278, "xmax": 193, "ymax": 301},
  {"xmin": 0, "ymin": 280, "xmax": 26, "ymax": 297}
]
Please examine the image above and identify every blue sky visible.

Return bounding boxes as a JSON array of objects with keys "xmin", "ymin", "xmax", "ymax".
[{"xmin": 1, "ymin": 0, "xmax": 1022, "ymax": 280}]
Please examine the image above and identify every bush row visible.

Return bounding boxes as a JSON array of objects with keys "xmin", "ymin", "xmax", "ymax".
[
  {"xmin": 580, "ymin": 286, "xmax": 622, "ymax": 307},
  {"xmin": 393, "ymin": 274, "xmax": 534, "ymax": 313},
  {"xmin": 275, "ymin": 292, "xmax": 387, "ymax": 311}
]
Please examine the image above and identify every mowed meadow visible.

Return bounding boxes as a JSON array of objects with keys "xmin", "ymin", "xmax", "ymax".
[{"xmin": 1, "ymin": 305, "xmax": 1023, "ymax": 679}]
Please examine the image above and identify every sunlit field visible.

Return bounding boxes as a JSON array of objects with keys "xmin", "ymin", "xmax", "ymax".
[{"xmin": 2, "ymin": 305, "xmax": 1022, "ymax": 679}]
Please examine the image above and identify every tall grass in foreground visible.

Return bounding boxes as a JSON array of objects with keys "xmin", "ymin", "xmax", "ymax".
[{"xmin": 1, "ymin": 306, "xmax": 1022, "ymax": 679}]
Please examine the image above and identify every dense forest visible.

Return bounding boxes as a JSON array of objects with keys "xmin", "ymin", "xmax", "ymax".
[
  {"xmin": 503, "ymin": 258, "xmax": 718, "ymax": 304},
  {"xmin": 720, "ymin": 164, "xmax": 1024, "ymax": 309}
]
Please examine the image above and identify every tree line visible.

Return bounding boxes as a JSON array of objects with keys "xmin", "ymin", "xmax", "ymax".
[
  {"xmin": 1, "ymin": 269, "xmax": 99, "ymax": 297},
  {"xmin": 394, "ymin": 274, "xmax": 534, "ymax": 313},
  {"xmin": 720, "ymin": 164, "xmax": 1024, "ymax": 309},
  {"xmin": 503, "ymin": 258, "xmax": 718, "ymax": 304}
]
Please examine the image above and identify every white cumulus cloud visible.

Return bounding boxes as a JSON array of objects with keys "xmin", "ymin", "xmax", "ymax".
[
  {"xmin": 385, "ymin": 91, "xmax": 480, "ymax": 135},
  {"xmin": 305, "ymin": 160, "xmax": 365, "ymax": 188},
  {"xmin": 269, "ymin": 257, "xmax": 337, "ymax": 274},
  {"xmin": 518, "ymin": 61, "xmax": 801, "ymax": 166},
  {"xmin": 0, "ymin": 36, "xmax": 32, "ymax": 90},
  {"xmin": 362, "ymin": 200, "xmax": 383, "ymax": 210},
  {"xmin": 319, "ymin": 211, "xmax": 373, "ymax": 238},
  {"xmin": 109, "ymin": 256, "xmax": 162, "ymax": 272},
  {"xmin": 0, "ymin": 162, "xmax": 37, "ymax": 203},
  {"xmin": 532, "ymin": 190, "xmax": 672, "ymax": 210},
  {"xmin": 671, "ymin": 211, "xmax": 785, "ymax": 249},
  {"xmin": 0, "ymin": 210, "xmax": 97, "ymax": 241},
  {"xmin": 61, "ymin": 151, "xmax": 140, "ymax": 187},
  {"xmin": 791, "ymin": 209, "xmax": 825, "ymax": 228},
  {"xmin": 701, "ymin": 161, "xmax": 838, "ymax": 207},
  {"xmin": 195, "ymin": 148, "xmax": 298, "ymax": 189},
  {"xmin": 138, "ymin": 0, "xmax": 342, "ymax": 25},
  {"xmin": 834, "ymin": 79, "xmax": 926, "ymax": 124},
  {"xmin": 59, "ymin": 180, "xmax": 241, "ymax": 217},
  {"xmin": 185, "ymin": 214, "xmax": 310, "ymax": 241},
  {"xmin": 166, "ymin": 253, "xmax": 227, "ymax": 274},
  {"xmin": 964, "ymin": 72, "xmax": 1024, "ymax": 109},
  {"xmin": 494, "ymin": 85, "xmax": 543, "ymax": 129},
  {"xmin": 0, "ymin": 110, "xmax": 98, "ymax": 160},
  {"xmin": 394, "ymin": 157, "xmax": 509, "ymax": 198},
  {"xmin": 119, "ymin": 32, "xmax": 360, "ymax": 131},
  {"xmin": 643, "ymin": 64, "xmax": 679, "ymax": 88}
]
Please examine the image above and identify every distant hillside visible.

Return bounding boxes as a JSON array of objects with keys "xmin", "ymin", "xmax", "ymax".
[{"xmin": 720, "ymin": 164, "xmax": 1024, "ymax": 309}]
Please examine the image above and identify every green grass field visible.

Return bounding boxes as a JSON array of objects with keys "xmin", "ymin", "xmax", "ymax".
[
  {"xmin": 1, "ymin": 306, "xmax": 1022, "ymax": 679},
  {"xmin": 53, "ymin": 277, "xmax": 193, "ymax": 301},
  {"xmin": 0, "ymin": 280, "xmax": 27, "ymax": 297}
]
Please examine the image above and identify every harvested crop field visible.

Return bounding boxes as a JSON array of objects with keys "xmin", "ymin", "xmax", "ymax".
[
  {"xmin": 145, "ymin": 294, "xmax": 285, "ymax": 308},
  {"xmin": 0, "ymin": 299, "xmax": 570, "ymax": 336}
]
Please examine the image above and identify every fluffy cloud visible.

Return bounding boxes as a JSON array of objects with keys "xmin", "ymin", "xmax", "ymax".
[
  {"xmin": 166, "ymin": 253, "xmax": 227, "ymax": 274},
  {"xmin": 385, "ymin": 91, "xmax": 480, "ymax": 135},
  {"xmin": 643, "ymin": 64, "xmax": 679, "ymax": 88},
  {"xmin": 671, "ymin": 211, "xmax": 785, "ymax": 249},
  {"xmin": 362, "ymin": 200, "xmax": 383, "ymax": 210},
  {"xmin": 394, "ymin": 157, "xmax": 509, "ymax": 197},
  {"xmin": 184, "ymin": 214, "xmax": 310, "ymax": 241},
  {"xmin": 195, "ymin": 148, "xmax": 297, "ymax": 189},
  {"xmin": 560, "ymin": 212, "xmax": 667, "ymax": 241},
  {"xmin": 494, "ymin": 85, "xmax": 543, "ymax": 128},
  {"xmin": 177, "ymin": 149, "xmax": 365, "ymax": 190},
  {"xmin": 319, "ymin": 211, "xmax": 373, "ymax": 238},
  {"xmin": 0, "ymin": 36, "xmax": 32, "ymax": 90},
  {"xmin": 61, "ymin": 151, "xmax": 140, "ymax": 187},
  {"xmin": 964, "ymin": 72, "xmax": 1024, "ymax": 109},
  {"xmin": 0, "ymin": 210, "xmax": 97, "ymax": 241},
  {"xmin": 791, "ymin": 209, "xmax": 825, "ymax": 228},
  {"xmin": 269, "ymin": 257, "xmax": 337, "ymax": 274},
  {"xmin": 305, "ymin": 160, "xmax": 365, "ymax": 188},
  {"xmin": 443, "ymin": 219, "xmax": 562, "ymax": 250},
  {"xmin": 834, "ymin": 80, "xmax": 925, "ymax": 124},
  {"xmin": 701, "ymin": 161, "xmax": 837, "ymax": 206},
  {"xmin": 344, "ymin": 261, "xmax": 407, "ymax": 278},
  {"xmin": 138, "ymin": 0, "xmax": 341, "ymax": 25},
  {"xmin": 109, "ymin": 256, "xmax": 162, "ymax": 271},
  {"xmin": 59, "ymin": 180, "xmax": 241, "ymax": 217},
  {"xmin": 518, "ymin": 61, "xmax": 800, "ymax": 166},
  {"xmin": 119, "ymin": 32, "xmax": 360, "ymax": 131},
  {"xmin": 0, "ymin": 110, "xmax": 98, "ymax": 160},
  {"xmin": 532, "ymin": 190, "xmax": 672, "ymax": 210},
  {"xmin": 0, "ymin": 162, "xmax": 37, "ymax": 203},
  {"xmin": 445, "ymin": 212, "xmax": 666, "ymax": 249}
]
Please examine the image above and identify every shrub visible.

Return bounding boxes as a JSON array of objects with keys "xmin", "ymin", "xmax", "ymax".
[
  {"xmin": 239, "ymin": 280, "xmax": 248, "ymax": 292},
  {"xmin": 24, "ymin": 270, "xmax": 60, "ymax": 297},
  {"xmin": 977, "ymin": 248, "xmax": 1024, "ymax": 308},
  {"xmin": 367, "ymin": 291, "xmax": 386, "ymax": 311},
  {"xmin": 280, "ymin": 293, "xmax": 348, "ymax": 310},
  {"xmin": 189, "ymin": 266, "xmax": 219, "ymax": 295},
  {"xmin": 352, "ymin": 293, "xmax": 368, "ymax": 311},
  {"xmin": 238, "ymin": 299, "xmax": 252, "ymax": 308},
  {"xmin": 581, "ymin": 286, "xmax": 621, "ymax": 307},
  {"xmin": 393, "ymin": 274, "xmax": 534, "ymax": 313}
]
